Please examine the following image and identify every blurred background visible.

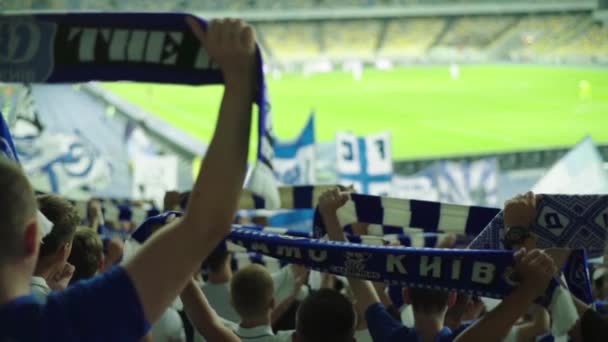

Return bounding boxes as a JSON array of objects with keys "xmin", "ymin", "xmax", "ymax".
[{"xmin": 1, "ymin": 0, "xmax": 608, "ymax": 220}]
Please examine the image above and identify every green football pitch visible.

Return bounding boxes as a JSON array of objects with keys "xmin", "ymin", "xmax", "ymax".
[{"xmin": 103, "ymin": 65, "xmax": 608, "ymax": 160}]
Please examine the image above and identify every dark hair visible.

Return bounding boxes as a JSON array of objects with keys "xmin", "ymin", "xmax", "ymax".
[
  {"xmin": 445, "ymin": 293, "xmax": 470, "ymax": 322},
  {"xmin": 68, "ymin": 227, "xmax": 103, "ymax": 283},
  {"xmin": 37, "ymin": 194, "xmax": 79, "ymax": 258},
  {"xmin": 409, "ymin": 288, "xmax": 450, "ymax": 315},
  {"xmin": 0, "ymin": 158, "xmax": 37, "ymax": 260},
  {"xmin": 231, "ymin": 264, "xmax": 274, "ymax": 319},
  {"xmin": 204, "ymin": 248, "xmax": 231, "ymax": 273},
  {"xmin": 296, "ymin": 289, "xmax": 356, "ymax": 342}
]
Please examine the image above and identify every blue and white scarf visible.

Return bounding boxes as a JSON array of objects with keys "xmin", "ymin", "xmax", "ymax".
[
  {"xmin": 0, "ymin": 12, "xmax": 279, "ymax": 209},
  {"xmin": 313, "ymin": 192, "xmax": 500, "ymax": 238},
  {"xmin": 470, "ymin": 195, "xmax": 608, "ymax": 259}
]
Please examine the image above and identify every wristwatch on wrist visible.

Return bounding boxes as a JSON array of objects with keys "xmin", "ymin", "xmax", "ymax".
[{"xmin": 504, "ymin": 226, "xmax": 531, "ymax": 249}]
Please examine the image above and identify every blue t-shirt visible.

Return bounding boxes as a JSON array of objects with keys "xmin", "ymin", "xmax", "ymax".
[
  {"xmin": 366, "ymin": 303, "xmax": 457, "ymax": 342},
  {"xmin": 0, "ymin": 266, "xmax": 150, "ymax": 341}
]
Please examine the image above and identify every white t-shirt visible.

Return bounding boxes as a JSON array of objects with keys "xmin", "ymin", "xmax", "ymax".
[
  {"xmin": 235, "ymin": 325, "xmax": 293, "ymax": 342},
  {"xmin": 354, "ymin": 329, "xmax": 373, "ymax": 342},
  {"xmin": 202, "ymin": 282, "xmax": 240, "ymax": 323},
  {"xmin": 195, "ymin": 267, "xmax": 296, "ymax": 342},
  {"xmin": 151, "ymin": 308, "xmax": 186, "ymax": 342},
  {"xmin": 30, "ymin": 276, "xmax": 51, "ymax": 301}
]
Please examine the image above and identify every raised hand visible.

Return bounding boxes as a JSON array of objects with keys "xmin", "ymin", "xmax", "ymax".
[
  {"xmin": 186, "ymin": 17, "xmax": 257, "ymax": 85},
  {"xmin": 514, "ymin": 248, "xmax": 558, "ymax": 299},
  {"xmin": 48, "ymin": 262, "xmax": 75, "ymax": 291},
  {"xmin": 318, "ymin": 188, "xmax": 350, "ymax": 217}
]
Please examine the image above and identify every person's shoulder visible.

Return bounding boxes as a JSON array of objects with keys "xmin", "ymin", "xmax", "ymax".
[{"xmin": 0, "ymin": 296, "xmax": 50, "ymax": 341}]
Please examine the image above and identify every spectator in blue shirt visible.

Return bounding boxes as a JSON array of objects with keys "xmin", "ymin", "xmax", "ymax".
[
  {"xmin": 319, "ymin": 187, "xmax": 464, "ymax": 342},
  {"xmin": 0, "ymin": 17, "xmax": 259, "ymax": 341}
]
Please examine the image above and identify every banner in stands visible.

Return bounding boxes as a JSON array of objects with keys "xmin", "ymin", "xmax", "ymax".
[
  {"xmin": 132, "ymin": 154, "xmax": 178, "ymax": 208},
  {"xmin": 336, "ymin": 132, "xmax": 393, "ymax": 195},
  {"xmin": 273, "ymin": 114, "xmax": 316, "ymax": 185},
  {"xmin": 390, "ymin": 158, "xmax": 498, "ymax": 207},
  {"xmin": 15, "ymin": 131, "xmax": 112, "ymax": 198},
  {"xmin": 390, "ymin": 171, "xmax": 439, "ymax": 201},
  {"xmin": 436, "ymin": 158, "xmax": 499, "ymax": 207},
  {"xmin": 533, "ymin": 137, "xmax": 608, "ymax": 194}
]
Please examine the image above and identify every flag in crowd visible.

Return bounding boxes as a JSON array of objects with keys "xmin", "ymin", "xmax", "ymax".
[
  {"xmin": 336, "ymin": 131, "xmax": 393, "ymax": 195},
  {"xmin": 533, "ymin": 136, "xmax": 608, "ymax": 194},
  {"xmin": 273, "ymin": 114, "xmax": 316, "ymax": 185}
]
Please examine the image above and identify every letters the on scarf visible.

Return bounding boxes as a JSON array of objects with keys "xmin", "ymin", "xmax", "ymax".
[{"xmin": 0, "ymin": 12, "xmax": 279, "ymax": 208}]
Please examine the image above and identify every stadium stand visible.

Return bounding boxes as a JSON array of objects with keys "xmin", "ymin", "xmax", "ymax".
[
  {"xmin": 554, "ymin": 22, "xmax": 608, "ymax": 62},
  {"xmin": 322, "ymin": 20, "xmax": 382, "ymax": 60},
  {"xmin": 502, "ymin": 14, "xmax": 587, "ymax": 61},
  {"xmin": 257, "ymin": 22, "xmax": 321, "ymax": 61},
  {"xmin": 379, "ymin": 18, "xmax": 446, "ymax": 59}
]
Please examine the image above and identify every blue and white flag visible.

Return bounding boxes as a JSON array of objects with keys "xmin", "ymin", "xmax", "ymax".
[
  {"xmin": 390, "ymin": 158, "xmax": 498, "ymax": 206},
  {"xmin": 533, "ymin": 137, "xmax": 608, "ymax": 194},
  {"xmin": 390, "ymin": 171, "xmax": 439, "ymax": 201},
  {"xmin": 0, "ymin": 111, "xmax": 19, "ymax": 161},
  {"xmin": 273, "ymin": 114, "xmax": 316, "ymax": 185},
  {"xmin": 336, "ymin": 132, "xmax": 393, "ymax": 196},
  {"xmin": 0, "ymin": 12, "xmax": 278, "ymax": 207},
  {"xmin": 14, "ymin": 130, "xmax": 112, "ymax": 198},
  {"xmin": 436, "ymin": 158, "xmax": 499, "ymax": 207}
]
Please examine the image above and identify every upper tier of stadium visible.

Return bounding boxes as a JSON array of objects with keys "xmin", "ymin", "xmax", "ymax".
[{"xmin": 5, "ymin": 1, "xmax": 607, "ymax": 65}]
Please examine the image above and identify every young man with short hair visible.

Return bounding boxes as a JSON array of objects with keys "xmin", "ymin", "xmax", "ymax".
[
  {"xmin": 319, "ymin": 187, "xmax": 459, "ymax": 342},
  {"xmin": 0, "ymin": 17, "xmax": 258, "ymax": 341},
  {"xmin": 294, "ymin": 288, "xmax": 357, "ymax": 342},
  {"xmin": 31, "ymin": 194, "xmax": 80, "ymax": 299},
  {"xmin": 182, "ymin": 265, "xmax": 355, "ymax": 342},
  {"xmin": 67, "ymin": 227, "xmax": 104, "ymax": 284}
]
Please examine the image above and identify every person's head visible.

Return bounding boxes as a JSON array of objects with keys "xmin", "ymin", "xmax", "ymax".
[
  {"xmin": 205, "ymin": 248, "xmax": 231, "ymax": 274},
  {"xmin": 403, "ymin": 287, "xmax": 456, "ymax": 317},
  {"xmin": 295, "ymin": 288, "xmax": 356, "ymax": 342},
  {"xmin": 36, "ymin": 194, "xmax": 79, "ymax": 270},
  {"xmin": 0, "ymin": 159, "xmax": 38, "ymax": 270},
  {"xmin": 444, "ymin": 293, "xmax": 478, "ymax": 329},
  {"xmin": 231, "ymin": 264, "xmax": 275, "ymax": 322},
  {"xmin": 67, "ymin": 227, "xmax": 104, "ymax": 284}
]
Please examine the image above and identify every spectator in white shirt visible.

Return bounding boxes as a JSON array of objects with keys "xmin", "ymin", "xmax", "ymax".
[
  {"xmin": 230, "ymin": 264, "xmax": 300, "ymax": 341},
  {"xmin": 201, "ymin": 249, "xmax": 240, "ymax": 322},
  {"xmin": 31, "ymin": 194, "xmax": 79, "ymax": 300}
]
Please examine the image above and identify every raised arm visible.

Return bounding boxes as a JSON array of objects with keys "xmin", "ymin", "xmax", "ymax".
[
  {"xmin": 124, "ymin": 18, "xmax": 257, "ymax": 324},
  {"xmin": 455, "ymin": 249, "xmax": 557, "ymax": 342},
  {"xmin": 318, "ymin": 189, "xmax": 381, "ymax": 314},
  {"xmin": 180, "ymin": 279, "xmax": 240, "ymax": 342}
]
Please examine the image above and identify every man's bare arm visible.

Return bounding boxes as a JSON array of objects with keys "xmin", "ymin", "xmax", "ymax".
[
  {"xmin": 124, "ymin": 18, "xmax": 257, "ymax": 324},
  {"xmin": 455, "ymin": 249, "xmax": 557, "ymax": 342},
  {"xmin": 180, "ymin": 279, "xmax": 240, "ymax": 342},
  {"xmin": 319, "ymin": 189, "xmax": 381, "ymax": 315}
]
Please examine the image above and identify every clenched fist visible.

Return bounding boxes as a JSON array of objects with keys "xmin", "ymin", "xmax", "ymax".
[{"xmin": 187, "ymin": 17, "xmax": 257, "ymax": 85}]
